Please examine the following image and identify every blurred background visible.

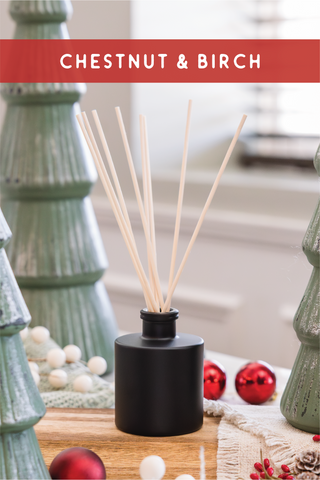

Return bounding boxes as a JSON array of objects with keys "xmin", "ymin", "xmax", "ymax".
[{"xmin": 0, "ymin": 0, "xmax": 319, "ymax": 369}]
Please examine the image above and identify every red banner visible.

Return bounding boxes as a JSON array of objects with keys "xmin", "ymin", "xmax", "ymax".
[{"xmin": 0, "ymin": 39, "xmax": 319, "ymax": 83}]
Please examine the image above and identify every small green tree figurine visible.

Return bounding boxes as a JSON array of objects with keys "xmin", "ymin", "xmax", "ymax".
[
  {"xmin": 0, "ymin": 209, "xmax": 50, "ymax": 479},
  {"xmin": 280, "ymin": 147, "xmax": 320, "ymax": 433},
  {"xmin": 0, "ymin": 0, "xmax": 118, "ymax": 371}
]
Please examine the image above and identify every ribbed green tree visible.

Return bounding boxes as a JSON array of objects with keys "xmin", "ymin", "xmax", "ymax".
[
  {"xmin": 0, "ymin": 209, "xmax": 50, "ymax": 479},
  {"xmin": 280, "ymin": 147, "xmax": 320, "ymax": 433},
  {"xmin": 0, "ymin": 0, "xmax": 117, "ymax": 372}
]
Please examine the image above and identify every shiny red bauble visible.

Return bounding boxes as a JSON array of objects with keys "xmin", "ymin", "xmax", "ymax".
[
  {"xmin": 49, "ymin": 447, "xmax": 106, "ymax": 480},
  {"xmin": 203, "ymin": 359, "xmax": 227, "ymax": 400},
  {"xmin": 235, "ymin": 361, "xmax": 276, "ymax": 405}
]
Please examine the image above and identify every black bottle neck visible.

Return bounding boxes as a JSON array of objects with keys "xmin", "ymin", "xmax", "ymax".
[{"xmin": 141, "ymin": 308, "xmax": 179, "ymax": 340}]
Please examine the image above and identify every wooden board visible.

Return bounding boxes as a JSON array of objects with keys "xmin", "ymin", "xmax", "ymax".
[{"xmin": 35, "ymin": 409, "xmax": 220, "ymax": 479}]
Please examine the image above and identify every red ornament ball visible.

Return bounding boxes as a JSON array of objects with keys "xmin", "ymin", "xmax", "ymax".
[
  {"xmin": 49, "ymin": 447, "xmax": 106, "ymax": 480},
  {"xmin": 203, "ymin": 359, "xmax": 227, "ymax": 400},
  {"xmin": 235, "ymin": 361, "xmax": 276, "ymax": 405}
]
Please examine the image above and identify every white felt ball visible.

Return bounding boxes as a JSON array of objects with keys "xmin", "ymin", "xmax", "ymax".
[
  {"xmin": 31, "ymin": 370, "xmax": 40, "ymax": 387},
  {"xmin": 46, "ymin": 348, "xmax": 66, "ymax": 369},
  {"xmin": 63, "ymin": 344, "xmax": 82, "ymax": 363},
  {"xmin": 87, "ymin": 356, "xmax": 107, "ymax": 376},
  {"xmin": 20, "ymin": 327, "xmax": 28, "ymax": 341},
  {"xmin": 49, "ymin": 369, "xmax": 68, "ymax": 388},
  {"xmin": 73, "ymin": 375, "xmax": 93, "ymax": 393},
  {"xmin": 28, "ymin": 361, "xmax": 39, "ymax": 374},
  {"xmin": 175, "ymin": 476, "xmax": 195, "ymax": 480},
  {"xmin": 139, "ymin": 455, "xmax": 166, "ymax": 480},
  {"xmin": 31, "ymin": 326, "xmax": 50, "ymax": 344}
]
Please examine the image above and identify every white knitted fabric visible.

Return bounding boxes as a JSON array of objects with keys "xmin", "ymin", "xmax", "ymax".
[
  {"xmin": 23, "ymin": 328, "xmax": 115, "ymax": 409},
  {"xmin": 204, "ymin": 398, "xmax": 319, "ymax": 480}
]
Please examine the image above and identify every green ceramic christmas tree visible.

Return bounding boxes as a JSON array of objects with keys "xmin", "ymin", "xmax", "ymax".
[
  {"xmin": 0, "ymin": 209, "xmax": 50, "ymax": 479},
  {"xmin": 280, "ymin": 147, "xmax": 320, "ymax": 433},
  {"xmin": 0, "ymin": 0, "xmax": 117, "ymax": 372}
]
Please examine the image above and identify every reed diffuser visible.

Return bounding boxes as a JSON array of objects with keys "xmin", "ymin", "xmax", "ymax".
[{"xmin": 77, "ymin": 103, "xmax": 246, "ymax": 436}]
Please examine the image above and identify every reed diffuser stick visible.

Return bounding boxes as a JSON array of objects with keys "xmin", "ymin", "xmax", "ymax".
[
  {"xmin": 167, "ymin": 100, "xmax": 192, "ymax": 308},
  {"xmin": 163, "ymin": 114, "xmax": 247, "ymax": 312},
  {"xmin": 115, "ymin": 107, "xmax": 164, "ymax": 310},
  {"xmin": 91, "ymin": 110, "xmax": 135, "ymax": 240},
  {"xmin": 142, "ymin": 115, "xmax": 157, "ymax": 259},
  {"xmin": 76, "ymin": 114, "xmax": 157, "ymax": 312},
  {"xmin": 142, "ymin": 115, "xmax": 159, "ymax": 304},
  {"xmin": 79, "ymin": 114, "xmax": 141, "ymax": 285},
  {"xmin": 79, "ymin": 114, "xmax": 156, "ymax": 311},
  {"xmin": 139, "ymin": 116, "xmax": 150, "ymax": 226},
  {"xmin": 77, "ymin": 105, "xmax": 246, "ymax": 315},
  {"xmin": 139, "ymin": 115, "xmax": 156, "ymax": 302}
]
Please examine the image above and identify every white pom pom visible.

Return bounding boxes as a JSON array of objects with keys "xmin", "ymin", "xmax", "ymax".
[
  {"xmin": 87, "ymin": 356, "xmax": 107, "ymax": 376},
  {"xmin": 47, "ymin": 348, "xmax": 66, "ymax": 369},
  {"xmin": 31, "ymin": 326, "xmax": 50, "ymax": 344},
  {"xmin": 49, "ymin": 369, "xmax": 68, "ymax": 388},
  {"xmin": 63, "ymin": 344, "xmax": 82, "ymax": 363},
  {"xmin": 31, "ymin": 370, "xmax": 40, "ymax": 387},
  {"xmin": 20, "ymin": 327, "xmax": 29, "ymax": 341},
  {"xmin": 28, "ymin": 361, "xmax": 39, "ymax": 373},
  {"xmin": 73, "ymin": 375, "xmax": 93, "ymax": 393},
  {"xmin": 175, "ymin": 476, "xmax": 195, "ymax": 480},
  {"xmin": 139, "ymin": 456, "xmax": 166, "ymax": 480}
]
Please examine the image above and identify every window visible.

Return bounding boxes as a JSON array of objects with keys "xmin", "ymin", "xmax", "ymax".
[{"xmin": 130, "ymin": 0, "xmax": 320, "ymax": 172}]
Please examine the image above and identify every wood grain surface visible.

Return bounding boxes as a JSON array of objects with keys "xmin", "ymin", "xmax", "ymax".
[{"xmin": 35, "ymin": 408, "xmax": 220, "ymax": 479}]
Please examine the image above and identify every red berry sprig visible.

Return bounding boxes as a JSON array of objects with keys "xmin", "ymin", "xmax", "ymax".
[
  {"xmin": 244, "ymin": 437, "xmax": 318, "ymax": 480},
  {"xmin": 249, "ymin": 451, "xmax": 294, "ymax": 480}
]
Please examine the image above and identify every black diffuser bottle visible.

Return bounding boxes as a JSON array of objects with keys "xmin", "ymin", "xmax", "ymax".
[{"xmin": 115, "ymin": 308, "xmax": 204, "ymax": 437}]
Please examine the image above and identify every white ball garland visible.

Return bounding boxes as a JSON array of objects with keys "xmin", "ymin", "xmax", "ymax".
[
  {"xmin": 31, "ymin": 370, "xmax": 40, "ymax": 387},
  {"xmin": 139, "ymin": 456, "xmax": 166, "ymax": 480},
  {"xmin": 46, "ymin": 348, "xmax": 66, "ymax": 369},
  {"xmin": 175, "ymin": 476, "xmax": 195, "ymax": 480},
  {"xmin": 25, "ymin": 327, "xmax": 110, "ymax": 393},
  {"xmin": 87, "ymin": 356, "xmax": 107, "ymax": 376},
  {"xmin": 31, "ymin": 326, "xmax": 50, "ymax": 344},
  {"xmin": 63, "ymin": 344, "xmax": 82, "ymax": 363},
  {"xmin": 20, "ymin": 327, "xmax": 29, "ymax": 341},
  {"xmin": 28, "ymin": 361, "xmax": 39, "ymax": 373},
  {"xmin": 73, "ymin": 375, "xmax": 93, "ymax": 393},
  {"xmin": 49, "ymin": 369, "xmax": 68, "ymax": 388}
]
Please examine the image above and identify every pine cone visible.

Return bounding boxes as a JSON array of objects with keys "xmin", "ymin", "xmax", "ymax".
[
  {"xmin": 295, "ymin": 451, "xmax": 320, "ymax": 475},
  {"xmin": 296, "ymin": 473, "xmax": 319, "ymax": 480}
]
